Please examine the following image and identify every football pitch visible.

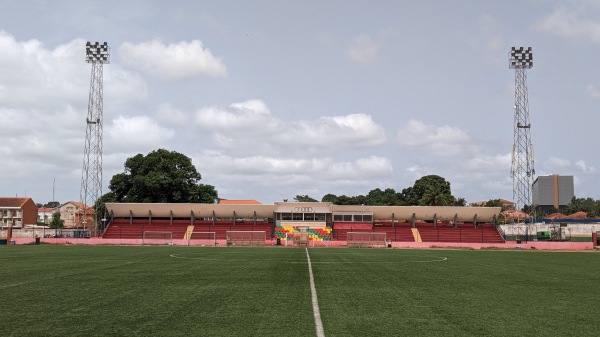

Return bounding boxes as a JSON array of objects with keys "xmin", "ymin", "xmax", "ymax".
[{"xmin": 1, "ymin": 245, "xmax": 599, "ymax": 337}]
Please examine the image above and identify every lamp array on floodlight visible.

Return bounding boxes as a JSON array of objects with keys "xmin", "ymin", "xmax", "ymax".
[
  {"xmin": 85, "ymin": 41, "xmax": 110, "ymax": 64},
  {"xmin": 509, "ymin": 47, "xmax": 532, "ymax": 69}
]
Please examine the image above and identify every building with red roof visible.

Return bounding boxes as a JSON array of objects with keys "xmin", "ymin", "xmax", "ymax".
[
  {"xmin": 56, "ymin": 201, "xmax": 94, "ymax": 228},
  {"xmin": 0, "ymin": 197, "xmax": 38, "ymax": 228}
]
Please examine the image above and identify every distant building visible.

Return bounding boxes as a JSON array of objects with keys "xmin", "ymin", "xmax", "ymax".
[
  {"xmin": 0, "ymin": 197, "xmax": 38, "ymax": 228},
  {"xmin": 56, "ymin": 201, "xmax": 94, "ymax": 228},
  {"xmin": 37, "ymin": 207, "xmax": 55, "ymax": 224},
  {"xmin": 471, "ymin": 199, "xmax": 515, "ymax": 210},
  {"xmin": 532, "ymin": 174, "xmax": 574, "ymax": 213}
]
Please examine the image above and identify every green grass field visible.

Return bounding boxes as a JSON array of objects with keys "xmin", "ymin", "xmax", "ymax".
[{"xmin": 1, "ymin": 245, "xmax": 599, "ymax": 337}]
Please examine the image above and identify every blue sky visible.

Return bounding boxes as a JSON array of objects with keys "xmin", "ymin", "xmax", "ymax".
[{"xmin": 1, "ymin": 0, "xmax": 599, "ymax": 205}]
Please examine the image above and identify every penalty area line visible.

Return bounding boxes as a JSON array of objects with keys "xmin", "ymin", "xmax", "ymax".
[{"xmin": 305, "ymin": 248, "xmax": 325, "ymax": 337}]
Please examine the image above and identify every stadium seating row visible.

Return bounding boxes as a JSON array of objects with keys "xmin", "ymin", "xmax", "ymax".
[
  {"xmin": 273, "ymin": 226, "xmax": 333, "ymax": 241},
  {"xmin": 102, "ymin": 218, "xmax": 504, "ymax": 243}
]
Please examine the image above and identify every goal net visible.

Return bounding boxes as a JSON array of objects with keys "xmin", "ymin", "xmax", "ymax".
[
  {"xmin": 347, "ymin": 232, "xmax": 386, "ymax": 248},
  {"xmin": 226, "ymin": 231, "xmax": 266, "ymax": 247},
  {"xmin": 285, "ymin": 231, "xmax": 313, "ymax": 247},
  {"xmin": 142, "ymin": 231, "xmax": 173, "ymax": 246},
  {"xmin": 188, "ymin": 232, "xmax": 217, "ymax": 246}
]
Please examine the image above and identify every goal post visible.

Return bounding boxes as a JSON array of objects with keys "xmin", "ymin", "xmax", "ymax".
[
  {"xmin": 285, "ymin": 232, "xmax": 314, "ymax": 247},
  {"xmin": 142, "ymin": 231, "xmax": 173, "ymax": 246},
  {"xmin": 347, "ymin": 232, "xmax": 386, "ymax": 248},
  {"xmin": 188, "ymin": 232, "xmax": 217, "ymax": 246},
  {"xmin": 226, "ymin": 231, "xmax": 266, "ymax": 247}
]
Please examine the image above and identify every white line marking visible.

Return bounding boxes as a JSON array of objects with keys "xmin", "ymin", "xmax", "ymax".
[{"xmin": 306, "ymin": 248, "xmax": 325, "ymax": 337}]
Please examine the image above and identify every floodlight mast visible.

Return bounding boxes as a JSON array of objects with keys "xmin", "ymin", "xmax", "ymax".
[
  {"xmin": 509, "ymin": 47, "xmax": 535, "ymax": 213},
  {"xmin": 80, "ymin": 42, "xmax": 109, "ymax": 233}
]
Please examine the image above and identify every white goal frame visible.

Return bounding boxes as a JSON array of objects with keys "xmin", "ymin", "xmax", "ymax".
[
  {"xmin": 142, "ymin": 231, "xmax": 173, "ymax": 246},
  {"xmin": 187, "ymin": 231, "xmax": 217, "ymax": 246},
  {"xmin": 226, "ymin": 231, "xmax": 266, "ymax": 246},
  {"xmin": 285, "ymin": 232, "xmax": 314, "ymax": 247},
  {"xmin": 347, "ymin": 232, "xmax": 387, "ymax": 248}
]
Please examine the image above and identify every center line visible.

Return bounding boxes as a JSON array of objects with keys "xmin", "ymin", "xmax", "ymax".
[{"xmin": 306, "ymin": 248, "xmax": 325, "ymax": 337}]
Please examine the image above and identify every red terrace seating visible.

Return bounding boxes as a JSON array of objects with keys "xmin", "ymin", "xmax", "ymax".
[
  {"xmin": 332, "ymin": 222, "xmax": 373, "ymax": 241},
  {"xmin": 373, "ymin": 225, "xmax": 415, "ymax": 242},
  {"xmin": 102, "ymin": 218, "xmax": 188, "ymax": 240},
  {"xmin": 104, "ymin": 219, "xmax": 274, "ymax": 241},
  {"xmin": 333, "ymin": 222, "xmax": 418, "ymax": 242},
  {"xmin": 190, "ymin": 220, "xmax": 273, "ymax": 240},
  {"xmin": 416, "ymin": 223, "xmax": 504, "ymax": 243}
]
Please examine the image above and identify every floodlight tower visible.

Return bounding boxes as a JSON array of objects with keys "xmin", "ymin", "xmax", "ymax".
[
  {"xmin": 509, "ymin": 47, "xmax": 535, "ymax": 212},
  {"xmin": 80, "ymin": 42, "xmax": 109, "ymax": 232}
]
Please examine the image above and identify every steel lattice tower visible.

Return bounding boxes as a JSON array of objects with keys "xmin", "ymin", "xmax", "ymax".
[
  {"xmin": 509, "ymin": 47, "xmax": 535, "ymax": 212},
  {"xmin": 80, "ymin": 42, "xmax": 109, "ymax": 231}
]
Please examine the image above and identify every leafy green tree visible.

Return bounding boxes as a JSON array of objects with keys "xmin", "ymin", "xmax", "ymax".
[
  {"xmin": 94, "ymin": 192, "xmax": 117, "ymax": 221},
  {"xmin": 321, "ymin": 193, "xmax": 338, "ymax": 203},
  {"xmin": 483, "ymin": 199, "xmax": 502, "ymax": 208},
  {"xmin": 44, "ymin": 201, "xmax": 60, "ymax": 208},
  {"xmin": 565, "ymin": 197, "xmax": 600, "ymax": 217},
  {"xmin": 353, "ymin": 194, "xmax": 368, "ymax": 205},
  {"xmin": 453, "ymin": 197, "xmax": 467, "ymax": 207},
  {"xmin": 401, "ymin": 175, "xmax": 455, "ymax": 206},
  {"xmin": 108, "ymin": 149, "xmax": 218, "ymax": 203},
  {"xmin": 366, "ymin": 188, "xmax": 402, "ymax": 206},
  {"xmin": 335, "ymin": 195, "xmax": 354, "ymax": 205},
  {"xmin": 49, "ymin": 212, "xmax": 64, "ymax": 229},
  {"xmin": 294, "ymin": 195, "xmax": 318, "ymax": 202}
]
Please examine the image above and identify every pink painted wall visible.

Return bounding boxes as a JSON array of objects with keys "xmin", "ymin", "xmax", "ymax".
[{"xmin": 9, "ymin": 237, "xmax": 594, "ymax": 250}]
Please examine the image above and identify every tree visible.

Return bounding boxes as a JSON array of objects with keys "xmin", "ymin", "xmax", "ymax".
[
  {"xmin": 49, "ymin": 212, "xmax": 64, "ymax": 229},
  {"xmin": 483, "ymin": 199, "xmax": 503, "ymax": 208},
  {"xmin": 44, "ymin": 201, "xmax": 60, "ymax": 208},
  {"xmin": 565, "ymin": 197, "xmax": 600, "ymax": 217},
  {"xmin": 453, "ymin": 197, "xmax": 467, "ymax": 207},
  {"xmin": 294, "ymin": 195, "xmax": 318, "ymax": 202},
  {"xmin": 94, "ymin": 192, "xmax": 117, "ymax": 221},
  {"xmin": 321, "ymin": 193, "xmax": 338, "ymax": 203},
  {"xmin": 107, "ymin": 149, "xmax": 218, "ymax": 203},
  {"xmin": 334, "ymin": 195, "xmax": 354, "ymax": 205},
  {"xmin": 401, "ymin": 175, "xmax": 455, "ymax": 206},
  {"xmin": 366, "ymin": 188, "xmax": 402, "ymax": 206}
]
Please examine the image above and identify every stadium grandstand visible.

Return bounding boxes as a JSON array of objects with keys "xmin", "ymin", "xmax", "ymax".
[{"xmin": 103, "ymin": 202, "xmax": 503, "ymax": 245}]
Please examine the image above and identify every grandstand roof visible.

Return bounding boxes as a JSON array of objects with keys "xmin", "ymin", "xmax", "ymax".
[{"xmin": 106, "ymin": 202, "xmax": 501, "ymax": 222}]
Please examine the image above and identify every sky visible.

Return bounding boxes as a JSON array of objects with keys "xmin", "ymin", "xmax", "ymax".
[{"xmin": 1, "ymin": 0, "xmax": 599, "ymax": 206}]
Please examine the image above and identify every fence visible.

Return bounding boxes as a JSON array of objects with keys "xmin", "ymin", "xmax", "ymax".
[{"xmin": 1, "ymin": 228, "xmax": 92, "ymax": 239}]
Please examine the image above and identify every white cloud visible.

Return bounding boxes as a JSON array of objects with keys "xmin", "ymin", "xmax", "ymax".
[
  {"xmin": 325, "ymin": 156, "xmax": 392, "ymax": 179},
  {"xmin": 398, "ymin": 119, "xmax": 471, "ymax": 156},
  {"xmin": 195, "ymin": 99, "xmax": 279, "ymax": 134},
  {"xmin": 106, "ymin": 115, "xmax": 175, "ymax": 152},
  {"xmin": 0, "ymin": 32, "xmax": 88, "ymax": 108},
  {"xmin": 286, "ymin": 113, "xmax": 386, "ymax": 148},
  {"xmin": 575, "ymin": 160, "xmax": 595, "ymax": 172},
  {"xmin": 118, "ymin": 39, "xmax": 227, "ymax": 80},
  {"xmin": 543, "ymin": 157, "xmax": 596, "ymax": 173},
  {"xmin": 469, "ymin": 14, "xmax": 504, "ymax": 52},
  {"xmin": 196, "ymin": 101, "xmax": 386, "ymax": 152},
  {"xmin": 535, "ymin": 6, "xmax": 600, "ymax": 43},
  {"xmin": 0, "ymin": 31, "xmax": 147, "ymax": 114},
  {"xmin": 155, "ymin": 103, "xmax": 189, "ymax": 126},
  {"xmin": 545, "ymin": 156, "xmax": 572, "ymax": 169},
  {"xmin": 194, "ymin": 150, "xmax": 393, "ymax": 199},
  {"xmin": 585, "ymin": 84, "xmax": 600, "ymax": 99},
  {"xmin": 465, "ymin": 153, "xmax": 511, "ymax": 172},
  {"xmin": 348, "ymin": 34, "xmax": 380, "ymax": 64}
]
